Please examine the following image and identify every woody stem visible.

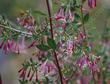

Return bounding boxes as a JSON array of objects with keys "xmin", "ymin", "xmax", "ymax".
[{"xmin": 46, "ymin": 0, "xmax": 63, "ymax": 84}]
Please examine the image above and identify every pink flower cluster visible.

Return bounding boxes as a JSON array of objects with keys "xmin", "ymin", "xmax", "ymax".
[
  {"xmin": 19, "ymin": 67, "xmax": 38, "ymax": 81},
  {"xmin": 0, "ymin": 36, "xmax": 26, "ymax": 54},
  {"xmin": 88, "ymin": 0, "xmax": 96, "ymax": 9},
  {"xmin": 19, "ymin": 56, "xmax": 58, "ymax": 83},
  {"xmin": 76, "ymin": 56, "xmax": 100, "ymax": 72},
  {"xmin": 55, "ymin": 7, "xmax": 74, "ymax": 22},
  {"xmin": 53, "ymin": 7, "xmax": 74, "ymax": 30},
  {"xmin": 17, "ymin": 12, "xmax": 36, "ymax": 32}
]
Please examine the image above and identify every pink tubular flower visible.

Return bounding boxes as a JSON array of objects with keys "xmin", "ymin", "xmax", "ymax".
[
  {"xmin": 27, "ymin": 68, "xmax": 31, "ymax": 78},
  {"xmin": 0, "ymin": 41, "xmax": 4, "ymax": 49},
  {"xmin": 88, "ymin": 0, "xmax": 96, "ymax": 8},
  {"xmin": 65, "ymin": 40, "xmax": 74, "ymax": 56},
  {"xmin": 19, "ymin": 68, "xmax": 27, "ymax": 80},
  {"xmin": 39, "ymin": 61, "xmax": 48, "ymax": 74},
  {"xmin": 88, "ymin": 59, "xmax": 99, "ymax": 72},
  {"xmin": 69, "ymin": 11, "xmax": 74, "ymax": 22},
  {"xmin": 54, "ymin": 7, "xmax": 74, "ymax": 23},
  {"xmin": 79, "ymin": 31, "xmax": 86, "ymax": 40},
  {"xmin": 54, "ymin": 7, "xmax": 66, "ymax": 22},
  {"xmin": 0, "ymin": 40, "xmax": 14, "ymax": 54},
  {"xmin": 76, "ymin": 56, "xmax": 88, "ymax": 69},
  {"xmin": 29, "ymin": 72, "xmax": 35, "ymax": 81},
  {"xmin": 65, "ymin": 9, "xmax": 75, "ymax": 22},
  {"xmin": 11, "ymin": 36, "xmax": 26, "ymax": 54},
  {"xmin": 75, "ymin": 31, "xmax": 86, "ymax": 44}
]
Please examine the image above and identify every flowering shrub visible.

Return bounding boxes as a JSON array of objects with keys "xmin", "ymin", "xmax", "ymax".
[{"xmin": 0, "ymin": 0, "xmax": 110, "ymax": 84}]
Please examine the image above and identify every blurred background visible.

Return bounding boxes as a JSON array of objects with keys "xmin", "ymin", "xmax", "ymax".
[
  {"xmin": 0, "ymin": 0, "xmax": 47, "ymax": 19},
  {"xmin": 0, "ymin": 0, "xmax": 110, "ymax": 84}
]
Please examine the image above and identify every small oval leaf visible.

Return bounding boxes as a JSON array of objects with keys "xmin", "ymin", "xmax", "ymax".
[
  {"xmin": 47, "ymin": 38, "xmax": 56, "ymax": 50},
  {"xmin": 36, "ymin": 44, "xmax": 50, "ymax": 51}
]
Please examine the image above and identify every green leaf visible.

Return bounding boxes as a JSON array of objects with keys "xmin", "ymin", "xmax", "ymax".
[
  {"xmin": 60, "ymin": 0, "xmax": 66, "ymax": 3},
  {"xmin": 82, "ymin": 68, "xmax": 88, "ymax": 76},
  {"xmin": 33, "ymin": 10, "xmax": 47, "ymax": 16},
  {"xmin": 47, "ymin": 38, "xmax": 56, "ymax": 50},
  {"xmin": 19, "ymin": 80, "xmax": 28, "ymax": 84},
  {"xmin": 36, "ymin": 44, "xmax": 50, "ymax": 51},
  {"xmin": 32, "ymin": 34, "xmax": 39, "ymax": 40},
  {"xmin": 75, "ymin": 13, "xmax": 81, "ymax": 21},
  {"xmin": 83, "ymin": 45, "xmax": 90, "ymax": 53},
  {"xmin": 84, "ymin": 13, "xmax": 89, "ymax": 23},
  {"xmin": 82, "ymin": 0, "xmax": 86, "ymax": 3},
  {"xmin": 43, "ymin": 30, "xmax": 50, "ymax": 36},
  {"xmin": 73, "ymin": 23, "xmax": 78, "ymax": 31}
]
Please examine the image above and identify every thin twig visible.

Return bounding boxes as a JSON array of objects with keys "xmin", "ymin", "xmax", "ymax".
[
  {"xmin": 80, "ymin": 4, "xmax": 87, "ymax": 38},
  {"xmin": 0, "ymin": 24, "xmax": 32, "ymax": 36}
]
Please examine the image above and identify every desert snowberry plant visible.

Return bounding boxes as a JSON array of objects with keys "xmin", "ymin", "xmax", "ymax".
[{"xmin": 0, "ymin": 0, "xmax": 110, "ymax": 84}]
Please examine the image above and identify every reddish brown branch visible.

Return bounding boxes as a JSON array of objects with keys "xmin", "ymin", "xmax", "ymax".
[
  {"xmin": 46, "ymin": 0, "xmax": 63, "ymax": 84},
  {"xmin": 46, "ymin": 0, "xmax": 54, "ymax": 39}
]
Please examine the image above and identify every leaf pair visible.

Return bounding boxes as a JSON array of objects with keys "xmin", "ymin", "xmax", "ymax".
[{"xmin": 36, "ymin": 38, "xmax": 56, "ymax": 51}]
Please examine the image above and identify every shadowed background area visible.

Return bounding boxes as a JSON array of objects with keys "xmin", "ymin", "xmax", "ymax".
[
  {"xmin": 0, "ymin": 1, "xmax": 47, "ymax": 84},
  {"xmin": 0, "ymin": 0, "xmax": 47, "ymax": 18},
  {"xmin": 0, "ymin": 0, "xmax": 110, "ymax": 84}
]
